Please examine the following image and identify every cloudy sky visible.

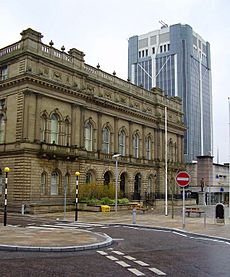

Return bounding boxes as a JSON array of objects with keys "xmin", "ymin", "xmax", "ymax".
[{"xmin": 1, "ymin": 0, "xmax": 230, "ymax": 163}]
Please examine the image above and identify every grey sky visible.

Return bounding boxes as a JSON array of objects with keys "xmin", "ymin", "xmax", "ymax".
[{"xmin": 1, "ymin": 0, "xmax": 229, "ymax": 163}]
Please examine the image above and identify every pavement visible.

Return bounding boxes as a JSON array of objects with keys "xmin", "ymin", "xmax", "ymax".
[{"xmin": 0, "ymin": 205, "xmax": 230, "ymax": 252}]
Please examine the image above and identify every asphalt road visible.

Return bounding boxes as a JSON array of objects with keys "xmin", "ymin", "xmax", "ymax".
[{"xmin": 0, "ymin": 215, "xmax": 230, "ymax": 277}]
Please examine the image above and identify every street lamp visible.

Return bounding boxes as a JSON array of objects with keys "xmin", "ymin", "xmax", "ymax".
[
  {"xmin": 4, "ymin": 167, "xmax": 10, "ymax": 226},
  {"xmin": 112, "ymin": 153, "xmax": 121, "ymax": 213},
  {"xmin": 75, "ymin": 171, "xmax": 80, "ymax": 221}
]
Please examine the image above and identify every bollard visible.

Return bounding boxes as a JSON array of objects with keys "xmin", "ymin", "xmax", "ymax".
[
  {"xmin": 21, "ymin": 204, "xmax": 25, "ymax": 215},
  {"xmin": 3, "ymin": 167, "xmax": 10, "ymax": 226},
  {"xmin": 132, "ymin": 208, "xmax": 136, "ymax": 224}
]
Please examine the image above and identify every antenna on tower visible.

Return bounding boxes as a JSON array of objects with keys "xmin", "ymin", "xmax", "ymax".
[{"xmin": 159, "ymin": 20, "xmax": 168, "ymax": 29}]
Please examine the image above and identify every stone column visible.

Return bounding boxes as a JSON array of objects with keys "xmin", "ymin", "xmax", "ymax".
[{"xmin": 34, "ymin": 93, "xmax": 42, "ymax": 142}]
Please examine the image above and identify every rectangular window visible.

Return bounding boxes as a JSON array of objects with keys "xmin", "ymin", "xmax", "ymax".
[
  {"xmin": 0, "ymin": 66, "xmax": 8, "ymax": 80},
  {"xmin": 152, "ymin": 47, "xmax": 155, "ymax": 54},
  {"xmin": 164, "ymin": 45, "xmax": 166, "ymax": 52},
  {"xmin": 142, "ymin": 50, "xmax": 144, "ymax": 57},
  {"xmin": 168, "ymin": 44, "xmax": 170, "ymax": 51},
  {"xmin": 139, "ymin": 51, "xmax": 141, "ymax": 58},
  {"xmin": 145, "ymin": 49, "xmax": 148, "ymax": 56},
  {"xmin": 160, "ymin": 45, "xmax": 163, "ymax": 53}
]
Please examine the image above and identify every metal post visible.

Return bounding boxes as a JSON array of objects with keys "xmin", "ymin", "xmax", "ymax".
[
  {"xmin": 182, "ymin": 187, "xmax": 185, "ymax": 229},
  {"xmin": 75, "ymin": 171, "xmax": 80, "ymax": 221},
  {"xmin": 165, "ymin": 106, "xmax": 168, "ymax": 216},
  {"xmin": 112, "ymin": 154, "xmax": 121, "ymax": 213},
  {"xmin": 63, "ymin": 176, "xmax": 67, "ymax": 221},
  {"xmin": 132, "ymin": 208, "xmax": 136, "ymax": 224},
  {"xmin": 4, "ymin": 167, "xmax": 10, "ymax": 226},
  {"xmin": 228, "ymin": 97, "xmax": 230, "ymax": 218},
  {"xmin": 115, "ymin": 158, "xmax": 118, "ymax": 213}
]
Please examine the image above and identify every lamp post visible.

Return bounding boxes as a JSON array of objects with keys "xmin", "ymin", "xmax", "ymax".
[
  {"xmin": 4, "ymin": 167, "xmax": 10, "ymax": 226},
  {"xmin": 113, "ymin": 153, "xmax": 121, "ymax": 213},
  {"xmin": 75, "ymin": 171, "xmax": 80, "ymax": 221}
]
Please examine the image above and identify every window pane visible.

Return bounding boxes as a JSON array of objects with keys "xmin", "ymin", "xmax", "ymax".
[
  {"xmin": 0, "ymin": 115, "xmax": 5, "ymax": 143},
  {"xmin": 119, "ymin": 130, "xmax": 125, "ymax": 156},
  {"xmin": 41, "ymin": 172, "xmax": 46, "ymax": 195},
  {"xmin": 51, "ymin": 172, "xmax": 58, "ymax": 195},
  {"xmin": 102, "ymin": 127, "xmax": 110, "ymax": 153},
  {"xmin": 51, "ymin": 114, "xmax": 58, "ymax": 144},
  {"xmin": 85, "ymin": 122, "xmax": 92, "ymax": 151}
]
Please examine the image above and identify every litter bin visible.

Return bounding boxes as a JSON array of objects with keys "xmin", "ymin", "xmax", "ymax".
[
  {"xmin": 215, "ymin": 203, "xmax": 225, "ymax": 224},
  {"xmin": 101, "ymin": 205, "xmax": 110, "ymax": 212}
]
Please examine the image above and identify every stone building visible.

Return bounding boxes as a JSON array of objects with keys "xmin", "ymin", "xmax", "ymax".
[{"xmin": 0, "ymin": 28, "xmax": 185, "ymax": 213}]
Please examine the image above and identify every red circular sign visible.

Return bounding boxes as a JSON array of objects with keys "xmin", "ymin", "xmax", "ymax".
[{"xmin": 176, "ymin": 171, "xmax": 191, "ymax": 187}]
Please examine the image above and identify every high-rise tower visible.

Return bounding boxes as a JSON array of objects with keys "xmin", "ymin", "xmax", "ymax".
[{"xmin": 128, "ymin": 23, "xmax": 212, "ymax": 162}]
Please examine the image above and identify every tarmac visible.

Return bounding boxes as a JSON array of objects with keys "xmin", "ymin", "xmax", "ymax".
[{"xmin": 0, "ymin": 205, "xmax": 230, "ymax": 252}]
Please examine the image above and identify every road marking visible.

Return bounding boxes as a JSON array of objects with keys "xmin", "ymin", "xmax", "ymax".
[
  {"xmin": 106, "ymin": 255, "xmax": 118, "ymax": 261},
  {"xmin": 112, "ymin": 250, "xmax": 124, "ymax": 255},
  {"xmin": 112, "ymin": 238, "xmax": 124, "ymax": 241},
  {"xmin": 149, "ymin": 267, "xmax": 166, "ymax": 275},
  {"xmin": 134, "ymin": 260, "xmax": 149, "ymax": 266},
  {"xmin": 97, "ymin": 251, "xmax": 108, "ymax": 255},
  {"xmin": 124, "ymin": 255, "xmax": 136, "ymax": 261},
  {"xmin": 116, "ymin": 261, "xmax": 131, "ymax": 267},
  {"xmin": 128, "ymin": 268, "xmax": 145, "ymax": 276},
  {"xmin": 172, "ymin": 231, "xmax": 187, "ymax": 237},
  {"xmin": 27, "ymin": 226, "xmax": 56, "ymax": 231}
]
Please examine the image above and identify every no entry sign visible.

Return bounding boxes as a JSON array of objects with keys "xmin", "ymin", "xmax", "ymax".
[{"xmin": 176, "ymin": 171, "xmax": 191, "ymax": 187}]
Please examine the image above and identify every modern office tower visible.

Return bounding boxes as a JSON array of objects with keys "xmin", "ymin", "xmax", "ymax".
[{"xmin": 128, "ymin": 23, "xmax": 212, "ymax": 162}]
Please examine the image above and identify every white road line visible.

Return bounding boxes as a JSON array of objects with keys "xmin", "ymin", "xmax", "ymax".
[
  {"xmin": 172, "ymin": 231, "xmax": 187, "ymax": 237},
  {"xmin": 134, "ymin": 260, "xmax": 149, "ymax": 266},
  {"xmin": 112, "ymin": 238, "xmax": 124, "ymax": 241},
  {"xmin": 112, "ymin": 250, "xmax": 124, "ymax": 255},
  {"xmin": 97, "ymin": 251, "xmax": 108, "ymax": 255},
  {"xmin": 27, "ymin": 226, "xmax": 56, "ymax": 231},
  {"xmin": 106, "ymin": 255, "xmax": 118, "ymax": 261},
  {"xmin": 116, "ymin": 261, "xmax": 131, "ymax": 267},
  {"xmin": 149, "ymin": 267, "xmax": 166, "ymax": 275},
  {"xmin": 128, "ymin": 268, "xmax": 145, "ymax": 276},
  {"xmin": 124, "ymin": 255, "xmax": 136, "ymax": 261}
]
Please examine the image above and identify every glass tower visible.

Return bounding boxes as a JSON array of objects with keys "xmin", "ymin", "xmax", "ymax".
[{"xmin": 128, "ymin": 23, "xmax": 212, "ymax": 162}]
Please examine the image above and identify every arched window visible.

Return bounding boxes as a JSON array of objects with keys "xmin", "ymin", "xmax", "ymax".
[
  {"xmin": 64, "ymin": 119, "xmax": 71, "ymax": 146},
  {"xmin": 84, "ymin": 122, "xmax": 93, "ymax": 151},
  {"xmin": 0, "ymin": 115, "xmax": 5, "ymax": 144},
  {"xmin": 40, "ymin": 114, "xmax": 47, "ymax": 142},
  {"xmin": 133, "ymin": 133, "xmax": 139, "ymax": 158},
  {"xmin": 104, "ymin": 171, "xmax": 111, "ymax": 185},
  {"xmin": 102, "ymin": 126, "xmax": 110, "ymax": 154},
  {"xmin": 50, "ymin": 113, "xmax": 59, "ymax": 144},
  {"xmin": 147, "ymin": 176, "xmax": 153, "ymax": 195},
  {"xmin": 168, "ymin": 139, "xmax": 174, "ymax": 162},
  {"xmin": 51, "ymin": 171, "xmax": 59, "ymax": 195},
  {"xmin": 40, "ymin": 171, "xmax": 47, "ymax": 195},
  {"xmin": 118, "ymin": 129, "xmax": 126, "ymax": 156},
  {"xmin": 146, "ymin": 137, "xmax": 152, "ymax": 160},
  {"xmin": 86, "ymin": 171, "xmax": 93, "ymax": 184}
]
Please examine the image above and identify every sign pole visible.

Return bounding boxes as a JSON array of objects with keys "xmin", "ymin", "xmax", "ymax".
[
  {"xmin": 182, "ymin": 187, "xmax": 185, "ymax": 229},
  {"xmin": 175, "ymin": 171, "xmax": 191, "ymax": 230}
]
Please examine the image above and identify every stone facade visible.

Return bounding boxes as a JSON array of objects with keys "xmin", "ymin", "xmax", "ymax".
[{"xmin": 0, "ymin": 28, "xmax": 185, "ymax": 213}]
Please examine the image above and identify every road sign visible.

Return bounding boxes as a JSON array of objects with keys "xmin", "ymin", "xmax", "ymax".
[{"xmin": 176, "ymin": 171, "xmax": 190, "ymax": 187}]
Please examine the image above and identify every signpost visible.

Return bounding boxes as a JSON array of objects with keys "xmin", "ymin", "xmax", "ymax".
[{"xmin": 176, "ymin": 171, "xmax": 191, "ymax": 229}]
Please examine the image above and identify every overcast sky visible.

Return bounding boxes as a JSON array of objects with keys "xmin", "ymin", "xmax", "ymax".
[{"xmin": 1, "ymin": 0, "xmax": 230, "ymax": 163}]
